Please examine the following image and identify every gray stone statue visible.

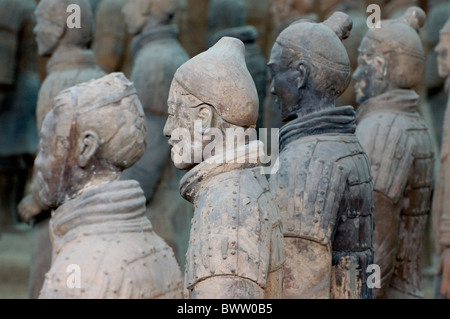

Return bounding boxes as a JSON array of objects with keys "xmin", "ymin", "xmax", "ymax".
[
  {"xmin": 164, "ymin": 37, "xmax": 285, "ymax": 299},
  {"xmin": 354, "ymin": 7, "xmax": 435, "ymax": 299},
  {"xmin": 268, "ymin": 12, "xmax": 374, "ymax": 299}
]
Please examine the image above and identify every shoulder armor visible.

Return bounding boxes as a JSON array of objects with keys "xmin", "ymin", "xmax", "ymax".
[
  {"xmin": 185, "ymin": 168, "xmax": 284, "ymax": 292},
  {"xmin": 271, "ymin": 147, "xmax": 352, "ymax": 244}
]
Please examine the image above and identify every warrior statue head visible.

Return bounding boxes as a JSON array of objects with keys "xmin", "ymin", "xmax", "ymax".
[
  {"xmin": 163, "ymin": 36, "xmax": 259, "ymax": 170},
  {"xmin": 435, "ymin": 18, "xmax": 450, "ymax": 79},
  {"xmin": 122, "ymin": 0, "xmax": 178, "ymax": 35},
  {"xmin": 268, "ymin": 11, "xmax": 353, "ymax": 122},
  {"xmin": 207, "ymin": 0, "xmax": 246, "ymax": 39},
  {"xmin": 34, "ymin": 0, "xmax": 93, "ymax": 56},
  {"xmin": 35, "ymin": 72, "xmax": 146, "ymax": 208},
  {"xmin": 353, "ymin": 6, "xmax": 426, "ymax": 105}
]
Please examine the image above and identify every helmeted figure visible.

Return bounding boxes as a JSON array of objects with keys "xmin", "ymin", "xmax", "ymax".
[
  {"xmin": 268, "ymin": 12, "xmax": 374, "ymax": 299},
  {"xmin": 432, "ymin": 17, "xmax": 450, "ymax": 299},
  {"xmin": 0, "ymin": 0, "xmax": 40, "ymax": 228},
  {"xmin": 121, "ymin": 0, "xmax": 193, "ymax": 266},
  {"xmin": 164, "ymin": 37, "xmax": 285, "ymax": 299},
  {"xmin": 320, "ymin": 0, "xmax": 368, "ymax": 108},
  {"xmin": 17, "ymin": 0, "xmax": 106, "ymax": 299},
  {"xmin": 207, "ymin": 0, "xmax": 267, "ymax": 130},
  {"xmin": 37, "ymin": 73, "xmax": 183, "ymax": 299},
  {"xmin": 354, "ymin": 7, "xmax": 435, "ymax": 299}
]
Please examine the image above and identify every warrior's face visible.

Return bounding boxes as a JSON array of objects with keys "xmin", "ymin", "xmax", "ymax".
[
  {"xmin": 268, "ymin": 42, "xmax": 304, "ymax": 122},
  {"xmin": 436, "ymin": 33, "xmax": 450, "ymax": 79},
  {"xmin": 34, "ymin": 1, "xmax": 64, "ymax": 56},
  {"xmin": 35, "ymin": 109, "xmax": 72, "ymax": 207},
  {"xmin": 353, "ymin": 37, "xmax": 389, "ymax": 105},
  {"xmin": 164, "ymin": 80, "xmax": 204, "ymax": 171}
]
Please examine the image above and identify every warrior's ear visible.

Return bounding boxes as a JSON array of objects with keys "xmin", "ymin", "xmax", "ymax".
[
  {"xmin": 296, "ymin": 61, "xmax": 309, "ymax": 89},
  {"xmin": 77, "ymin": 130, "xmax": 100, "ymax": 168},
  {"xmin": 374, "ymin": 55, "xmax": 388, "ymax": 79},
  {"xmin": 197, "ymin": 104, "xmax": 213, "ymax": 134}
]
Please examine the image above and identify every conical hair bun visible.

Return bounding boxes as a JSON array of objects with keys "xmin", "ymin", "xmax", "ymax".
[
  {"xmin": 322, "ymin": 11, "xmax": 353, "ymax": 40},
  {"xmin": 399, "ymin": 6, "xmax": 426, "ymax": 32}
]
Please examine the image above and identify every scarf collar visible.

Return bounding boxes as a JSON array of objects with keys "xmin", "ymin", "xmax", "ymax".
[
  {"xmin": 356, "ymin": 89, "xmax": 419, "ymax": 124},
  {"xmin": 130, "ymin": 24, "xmax": 179, "ymax": 58},
  {"xmin": 179, "ymin": 140, "xmax": 264, "ymax": 203},
  {"xmin": 47, "ymin": 49, "xmax": 98, "ymax": 74},
  {"xmin": 279, "ymin": 105, "xmax": 356, "ymax": 152},
  {"xmin": 50, "ymin": 180, "xmax": 151, "ymax": 242}
]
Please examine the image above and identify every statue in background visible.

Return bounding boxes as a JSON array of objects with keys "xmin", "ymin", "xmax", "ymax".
[
  {"xmin": 0, "ymin": 0, "xmax": 40, "ymax": 229},
  {"xmin": 121, "ymin": 0, "xmax": 193, "ymax": 267},
  {"xmin": 18, "ymin": 0, "xmax": 106, "ymax": 299},
  {"xmin": 432, "ymin": 17, "xmax": 450, "ymax": 299},
  {"xmin": 354, "ymin": 7, "xmax": 435, "ymax": 299},
  {"xmin": 268, "ymin": 12, "xmax": 374, "ymax": 299}
]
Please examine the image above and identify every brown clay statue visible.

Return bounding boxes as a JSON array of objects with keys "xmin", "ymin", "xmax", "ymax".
[
  {"xmin": 121, "ymin": 0, "xmax": 193, "ymax": 267},
  {"xmin": 207, "ymin": 0, "xmax": 267, "ymax": 130},
  {"xmin": 268, "ymin": 12, "xmax": 374, "ymax": 299},
  {"xmin": 432, "ymin": 17, "xmax": 450, "ymax": 299},
  {"xmin": 354, "ymin": 7, "xmax": 435, "ymax": 299},
  {"xmin": 164, "ymin": 37, "xmax": 285, "ymax": 299},
  {"xmin": 37, "ymin": 73, "xmax": 183, "ymax": 299},
  {"xmin": 0, "ymin": 0, "xmax": 40, "ymax": 228},
  {"xmin": 18, "ymin": 0, "xmax": 106, "ymax": 299},
  {"xmin": 91, "ymin": 0, "xmax": 131, "ymax": 74}
]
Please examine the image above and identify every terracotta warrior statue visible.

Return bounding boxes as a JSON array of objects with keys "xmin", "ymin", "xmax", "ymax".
[
  {"xmin": 121, "ymin": 0, "xmax": 193, "ymax": 266},
  {"xmin": 268, "ymin": 12, "xmax": 374, "ymax": 299},
  {"xmin": 207, "ymin": 0, "xmax": 267, "ymax": 130},
  {"xmin": 0, "ymin": 0, "xmax": 39, "ymax": 228},
  {"xmin": 91, "ymin": 0, "xmax": 131, "ymax": 75},
  {"xmin": 37, "ymin": 73, "xmax": 183, "ymax": 298},
  {"xmin": 18, "ymin": 0, "xmax": 106, "ymax": 299},
  {"xmin": 354, "ymin": 7, "xmax": 435, "ymax": 299},
  {"xmin": 164, "ymin": 37, "xmax": 285, "ymax": 299},
  {"xmin": 432, "ymin": 17, "xmax": 450, "ymax": 299},
  {"xmin": 425, "ymin": 0, "xmax": 450, "ymax": 149}
]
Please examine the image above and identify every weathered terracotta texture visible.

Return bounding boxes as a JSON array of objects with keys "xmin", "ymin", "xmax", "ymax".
[
  {"xmin": 207, "ymin": 0, "xmax": 267, "ymax": 129},
  {"xmin": 424, "ymin": 0, "xmax": 450, "ymax": 149},
  {"xmin": 121, "ymin": 0, "xmax": 193, "ymax": 267},
  {"xmin": 321, "ymin": 0, "xmax": 368, "ymax": 108},
  {"xmin": 0, "ymin": 0, "xmax": 39, "ymax": 227},
  {"xmin": 432, "ymin": 17, "xmax": 450, "ymax": 299},
  {"xmin": 37, "ymin": 73, "xmax": 183, "ymax": 298},
  {"xmin": 268, "ymin": 12, "xmax": 374, "ymax": 299},
  {"xmin": 164, "ymin": 37, "xmax": 285, "ymax": 299},
  {"xmin": 17, "ymin": 0, "xmax": 106, "ymax": 299},
  {"xmin": 91, "ymin": 0, "xmax": 132, "ymax": 75},
  {"xmin": 354, "ymin": 7, "xmax": 435, "ymax": 299}
]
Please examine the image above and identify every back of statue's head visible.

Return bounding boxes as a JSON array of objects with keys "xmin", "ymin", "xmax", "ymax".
[
  {"xmin": 275, "ymin": 11, "xmax": 353, "ymax": 98},
  {"xmin": 53, "ymin": 73, "xmax": 147, "ymax": 171}
]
